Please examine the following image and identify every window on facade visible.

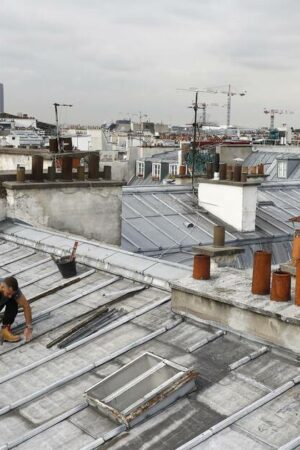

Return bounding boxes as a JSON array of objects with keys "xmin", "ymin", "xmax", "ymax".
[
  {"xmin": 169, "ymin": 164, "xmax": 178, "ymax": 176},
  {"xmin": 152, "ymin": 163, "xmax": 161, "ymax": 179},
  {"xmin": 277, "ymin": 161, "xmax": 287, "ymax": 178},
  {"xmin": 136, "ymin": 161, "xmax": 145, "ymax": 177}
]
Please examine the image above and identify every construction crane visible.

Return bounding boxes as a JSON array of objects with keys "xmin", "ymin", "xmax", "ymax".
[
  {"xmin": 178, "ymin": 85, "xmax": 246, "ymax": 128},
  {"xmin": 264, "ymin": 108, "xmax": 294, "ymax": 130},
  {"xmin": 204, "ymin": 84, "xmax": 246, "ymax": 127},
  {"xmin": 198, "ymin": 103, "xmax": 219, "ymax": 125},
  {"xmin": 53, "ymin": 103, "xmax": 73, "ymax": 152}
]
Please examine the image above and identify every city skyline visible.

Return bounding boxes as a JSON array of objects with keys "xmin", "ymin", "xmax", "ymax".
[{"xmin": 1, "ymin": 0, "xmax": 300, "ymax": 127}]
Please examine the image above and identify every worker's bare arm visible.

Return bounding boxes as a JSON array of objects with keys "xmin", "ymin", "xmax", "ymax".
[{"xmin": 17, "ymin": 294, "xmax": 33, "ymax": 342}]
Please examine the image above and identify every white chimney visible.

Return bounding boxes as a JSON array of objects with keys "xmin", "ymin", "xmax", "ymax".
[{"xmin": 198, "ymin": 180, "xmax": 260, "ymax": 232}]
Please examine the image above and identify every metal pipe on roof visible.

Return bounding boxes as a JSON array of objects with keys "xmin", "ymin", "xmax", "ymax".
[
  {"xmin": 233, "ymin": 164, "xmax": 242, "ymax": 182},
  {"xmin": 46, "ymin": 306, "xmax": 109, "ymax": 349},
  {"xmin": 213, "ymin": 226, "xmax": 225, "ymax": 247},
  {"xmin": 252, "ymin": 251, "xmax": 271, "ymax": 295},
  {"xmin": 27, "ymin": 267, "xmax": 96, "ymax": 302},
  {"xmin": 219, "ymin": 163, "xmax": 227, "ymax": 180},
  {"xmin": 295, "ymin": 260, "xmax": 300, "ymax": 306},
  {"xmin": 88, "ymin": 153, "xmax": 100, "ymax": 180},
  {"xmin": 270, "ymin": 270, "xmax": 291, "ymax": 302},
  {"xmin": 61, "ymin": 156, "xmax": 73, "ymax": 181},
  {"xmin": 28, "ymin": 276, "xmax": 119, "ymax": 316},
  {"xmin": 193, "ymin": 255, "xmax": 210, "ymax": 280},
  {"xmin": 31, "ymin": 155, "xmax": 44, "ymax": 182},
  {"xmin": 0, "ymin": 294, "xmax": 171, "ymax": 386}
]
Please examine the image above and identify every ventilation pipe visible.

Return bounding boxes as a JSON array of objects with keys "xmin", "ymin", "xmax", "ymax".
[
  {"xmin": 31, "ymin": 155, "xmax": 44, "ymax": 181},
  {"xmin": 206, "ymin": 162, "xmax": 214, "ymax": 179},
  {"xmin": 252, "ymin": 251, "xmax": 272, "ymax": 295},
  {"xmin": 88, "ymin": 153, "xmax": 100, "ymax": 179},
  {"xmin": 77, "ymin": 166, "xmax": 85, "ymax": 181},
  {"xmin": 213, "ymin": 225, "xmax": 225, "ymax": 247},
  {"xmin": 193, "ymin": 255, "xmax": 210, "ymax": 280},
  {"xmin": 233, "ymin": 165, "xmax": 242, "ymax": 182},
  {"xmin": 61, "ymin": 156, "xmax": 73, "ymax": 181},
  {"xmin": 16, "ymin": 166, "xmax": 25, "ymax": 183},
  {"xmin": 226, "ymin": 165, "xmax": 233, "ymax": 180},
  {"xmin": 270, "ymin": 270, "xmax": 291, "ymax": 302},
  {"xmin": 291, "ymin": 232, "xmax": 300, "ymax": 265},
  {"xmin": 295, "ymin": 260, "xmax": 300, "ymax": 306},
  {"xmin": 219, "ymin": 163, "xmax": 227, "ymax": 180}
]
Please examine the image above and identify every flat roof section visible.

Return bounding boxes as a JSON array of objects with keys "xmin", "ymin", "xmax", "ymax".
[{"xmin": 171, "ymin": 267, "xmax": 300, "ymax": 355}]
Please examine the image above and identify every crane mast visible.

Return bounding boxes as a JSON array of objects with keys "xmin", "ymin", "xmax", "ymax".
[{"xmin": 264, "ymin": 108, "xmax": 294, "ymax": 130}]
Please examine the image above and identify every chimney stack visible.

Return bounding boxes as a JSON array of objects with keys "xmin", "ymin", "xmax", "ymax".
[{"xmin": 198, "ymin": 179, "xmax": 260, "ymax": 232}]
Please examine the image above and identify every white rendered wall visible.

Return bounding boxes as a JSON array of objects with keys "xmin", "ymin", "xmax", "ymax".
[
  {"xmin": 198, "ymin": 182, "xmax": 257, "ymax": 232},
  {"xmin": 0, "ymin": 154, "xmax": 52, "ymax": 171}
]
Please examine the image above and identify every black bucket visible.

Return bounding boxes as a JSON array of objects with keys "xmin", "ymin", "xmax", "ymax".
[{"xmin": 56, "ymin": 257, "xmax": 77, "ymax": 278}]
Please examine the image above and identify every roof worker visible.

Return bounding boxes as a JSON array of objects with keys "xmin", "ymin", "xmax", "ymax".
[{"xmin": 0, "ymin": 276, "xmax": 33, "ymax": 343}]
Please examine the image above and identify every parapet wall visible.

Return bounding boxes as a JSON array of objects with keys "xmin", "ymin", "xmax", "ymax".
[{"xmin": 2, "ymin": 181, "xmax": 124, "ymax": 245}]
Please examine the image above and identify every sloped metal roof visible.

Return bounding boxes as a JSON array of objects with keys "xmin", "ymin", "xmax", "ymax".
[
  {"xmin": 0, "ymin": 222, "xmax": 299, "ymax": 450},
  {"xmin": 122, "ymin": 184, "xmax": 297, "ymax": 268},
  {"xmin": 244, "ymin": 150, "xmax": 300, "ymax": 182}
]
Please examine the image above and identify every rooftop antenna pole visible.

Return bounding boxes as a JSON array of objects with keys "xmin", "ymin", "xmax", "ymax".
[
  {"xmin": 227, "ymin": 84, "xmax": 231, "ymax": 128},
  {"xmin": 54, "ymin": 103, "xmax": 59, "ymax": 152},
  {"xmin": 202, "ymin": 103, "xmax": 207, "ymax": 126},
  {"xmin": 53, "ymin": 103, "xmax": 73, "ymax": 152},
  {"xmin": 270, "ymin": 110, "xmax": 275, "ymax": 129},
  {"xmin": 192, "ymin": 91, "xmax": 199, "ymax": 196},
  {"xmin": 177, "ymin": 87, "xmax": 204, "ymax": 196}
]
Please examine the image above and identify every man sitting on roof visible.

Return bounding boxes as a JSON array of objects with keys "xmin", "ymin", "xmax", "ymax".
[{"xmin": 0, "ymin": 277, "xmax": 33, "ymax": 343}]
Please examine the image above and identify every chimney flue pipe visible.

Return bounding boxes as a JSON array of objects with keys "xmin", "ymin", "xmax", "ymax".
[
  {"xmin": 252, "ymin": 250, "xmax": 272, "ymax": 295},
  {"xmin": 270, "ymin": 270, "xmax": 291, "ymax": 302},
  {"xmin": 193, "ymin": 255, "xmax": 210, "ymax": 280},
  {"xmin": 213, "ymin": 225, "xmax": 225, "ymax": 247}
]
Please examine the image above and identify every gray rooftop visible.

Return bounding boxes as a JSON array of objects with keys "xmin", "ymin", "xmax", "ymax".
[
  {"xmin": 0, "ymin": 222, "xmax": 299, "ymax": 449},
  {"xmin": 121, "ymin": 184, "xmax": 299, "ymax": 269},
  {"xmin": 244, "ymin": 149, "xmax": 300, "ymax": 182}
]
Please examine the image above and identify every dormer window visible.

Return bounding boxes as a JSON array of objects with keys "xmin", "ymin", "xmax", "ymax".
[
  {"xmin": 152, "ymin": 163, "xmax": 161, "ymax": 180},
  {"xmin": 277, "ymin": 161, "xmax": 287, "ymax": 178},
  {"xmin": 136, "ymin": 161, "xmax": 145, "ymax": 177},
  {"xmin": 169, "ymin": 164, "xmax": 178, "ymax": 176}
]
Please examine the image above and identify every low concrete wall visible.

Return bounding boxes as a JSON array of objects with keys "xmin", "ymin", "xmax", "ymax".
[
  {"xmin": 3, "ymin": 181, "xmax": 124, "ymax": 245},
  {"xmin": 172, "ymin": 288, "xmax": 300, "ymax": 355}
]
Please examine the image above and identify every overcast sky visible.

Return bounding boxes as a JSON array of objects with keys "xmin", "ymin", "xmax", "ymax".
[{"xmin": 1, "ymin": 0, "xmax": 300, "ymax": 127}]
